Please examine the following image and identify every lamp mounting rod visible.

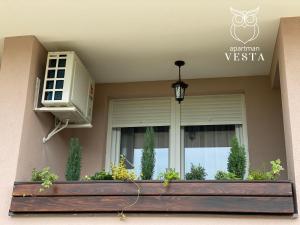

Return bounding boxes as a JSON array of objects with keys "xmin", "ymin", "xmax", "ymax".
[{"xmin": 175, "ymin": 60, "xmax": 185, "ymax": 81}]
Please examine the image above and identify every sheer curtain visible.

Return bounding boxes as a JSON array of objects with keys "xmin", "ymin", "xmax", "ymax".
[
  {"xmin": 235, "ymin": 124, "xmax": 244, "ymax": 146},
  {"xmin": 120, "ymin": 128, "xmax": 135, "ymax": 168},
  {"xmin": 184, "ymin": 125, "xmax": 236, "ymax": 148}
]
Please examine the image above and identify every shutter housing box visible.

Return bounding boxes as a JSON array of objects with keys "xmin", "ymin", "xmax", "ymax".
[
  {"xmin": 181, "ymin": 94, "xmax": 244, "ymax": 126},
  {"xmin": 110, "ymin": 98, "xmax": 172, "ymax": 128}
]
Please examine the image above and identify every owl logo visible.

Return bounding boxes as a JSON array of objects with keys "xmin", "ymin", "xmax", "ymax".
[{"xmin": 230, "ymin": 7, "xmax": 259, "ymax": 45}]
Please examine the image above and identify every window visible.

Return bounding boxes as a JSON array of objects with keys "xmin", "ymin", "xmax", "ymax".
[
  {"xmin": 119, "ymin": 127, "xmax": 169, "ymax": 178},
  {"xmin": 183, "ymin": 125, "xmax": 242, "ymax": 179},
  {"xmin": 106, "ymin": 95, "xmax": 248, "ymax": 179}
]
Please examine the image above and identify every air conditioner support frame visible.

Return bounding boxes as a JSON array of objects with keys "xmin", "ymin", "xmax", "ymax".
[{"xmin": 43, "ymin": 119, "xmax": 69, "ymax": 143}]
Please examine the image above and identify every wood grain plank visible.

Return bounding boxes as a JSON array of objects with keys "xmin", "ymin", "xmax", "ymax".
[
  {"xmin": 10, "ymin": 196, "xmax": 295, "ymax": 214},
  {"xmin": 12, "ymin": 182, "xmax": 293, "ymax": 197}
]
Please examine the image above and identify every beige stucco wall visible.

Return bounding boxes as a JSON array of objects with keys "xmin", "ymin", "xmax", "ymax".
[
  {"xmin": 74, "ymin": 76, "xmax": 288, "ymax": 179},
  {"xmin": 2, "ymin": 16, "xmax": 300, "ymax": 224},
  {"xmin": 14, "ymin": 37, "xmax": 72, "ymax": 181},
  {"xmin": 277, "ymin": 17, "xmax": 300, "ymax": 197},
  {"xmin": 0, "ymin": 36, "xmax": 71, "ymax": 185}
]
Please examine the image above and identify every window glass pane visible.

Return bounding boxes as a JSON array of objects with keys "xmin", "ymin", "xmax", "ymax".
[
  {"xmin": 46, "ymin": 81, "xmax": 54, "ymax": 89},
  {"xmin": 132, "ymin": 148, "xmax": 168, "ymax": 179},
  {"xmin": 55, "ymin": 80, "xmax": 64, "ymax": 89},
  {"xmin": 47, "ymin": 70, "xmax": 55, "ymax": 78},
  {"xmin": 49, "ymin": 59, "xmax": 57, "ymax": 67},
  {"xmin": 184, "ymin": 125, "xmax": 236, "ymax": 179},
  {"xmin": 44, "ymin": 91, "xmax": 53, "ymax": 100},
  {"xmin": 57, "ymin": 69, "xmax": 65, "ymax": 78},
  {"xmin": 120, "ymin": 126, "xmax": 169, "ymax": 179},
  {"xmin": 58, "ymin": 58, "xmax": 66, "ymax": 67},
  {"xmin": 54, "ymin": 91, "xmax": 63, "ymax": 100}
]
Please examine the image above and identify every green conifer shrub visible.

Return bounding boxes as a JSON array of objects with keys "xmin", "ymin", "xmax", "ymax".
[
  {"xmin": 141, "ymin": 127, "xmax": 155, "ymax": 180},
  {"xmin": 227, "ymin": 136, "xmax": 246, "ymax": 179},
  {"xmin": 65, "ymin": 138, "xmax": 82, "ymax": 181},
  {"xmin": 185, "ymin": 164, "xmax": 207, "ymax": 180}
]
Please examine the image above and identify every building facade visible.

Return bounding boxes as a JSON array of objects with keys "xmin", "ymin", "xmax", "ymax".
[{"xmin": 1, "ymin": 15, "xmax": 300, "ymax": 225}]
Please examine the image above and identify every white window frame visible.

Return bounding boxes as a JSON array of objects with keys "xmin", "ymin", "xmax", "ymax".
[
  {"xmin": 105, "ymin": 97, "xmax": 173, "ymax": 171},
  {"xmin": 105, "ymin": 95, "xmax": 249, "ymax": 178}
]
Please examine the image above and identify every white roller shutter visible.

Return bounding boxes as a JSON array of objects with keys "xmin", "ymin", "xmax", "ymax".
[
  {"xmin": 110, "ymin": 98, "xmax": 171, "ymax": 127},
  {"xmin": 181, "ymin": 94, "xmax": 244, "ymax": 126}
]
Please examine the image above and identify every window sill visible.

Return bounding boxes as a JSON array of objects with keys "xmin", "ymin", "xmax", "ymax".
[{"xmin": 10, "ymin": 180, "xmax": 297, "ymax": 215}]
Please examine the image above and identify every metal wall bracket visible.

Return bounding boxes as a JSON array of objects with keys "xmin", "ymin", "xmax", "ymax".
[{"xmin": 43, "ymin": 119, "xmax": 69, "ymax": 143}]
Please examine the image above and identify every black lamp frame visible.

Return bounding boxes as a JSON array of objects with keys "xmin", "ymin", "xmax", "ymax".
[{"xmin": 172, "ymin": 60, "xmax": 188, "ymax": 103}]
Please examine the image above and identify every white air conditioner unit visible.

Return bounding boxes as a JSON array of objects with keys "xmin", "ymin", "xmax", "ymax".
[
  {"xmin": 34, "ymin": 51, "xmax": 95, "ymax": 143},
  {"xmin": 41, "ymin": 51, "xmax": 95, "ymax": 124}
]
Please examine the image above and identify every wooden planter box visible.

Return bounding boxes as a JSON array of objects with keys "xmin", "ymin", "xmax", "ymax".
[{"xmin": 10, "ymin": 181, "xmax": 297, "ymax": 215}]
